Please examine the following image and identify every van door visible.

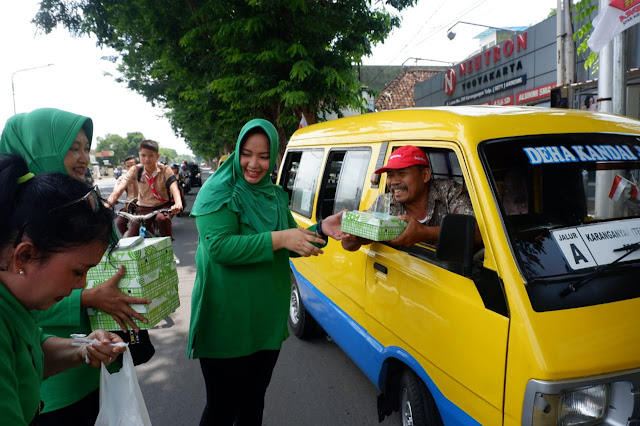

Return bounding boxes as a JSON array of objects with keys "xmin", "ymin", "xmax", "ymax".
[
  {"xmin": 364, "ymin": 143, "xmax": 509, "ymax": 424},
  {"xmin": 284, "ymin": 146, "xmax": 377, "ymax": 329}
]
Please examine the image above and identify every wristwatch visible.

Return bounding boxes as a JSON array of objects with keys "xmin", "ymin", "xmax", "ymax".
[{"xmin": 316, "ymin": 220, "xmax": 326, "ymax": 238}]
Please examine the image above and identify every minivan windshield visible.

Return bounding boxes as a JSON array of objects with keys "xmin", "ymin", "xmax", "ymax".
[{"xmin": 481, "ymin": 133, "xmax": 640, "ymax": 311}]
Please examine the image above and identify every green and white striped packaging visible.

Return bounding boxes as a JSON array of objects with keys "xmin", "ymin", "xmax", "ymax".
[
  {"xmin": 87, "ymin": 237, "xmax": 173, "ymax": 279},
  {"xmin": 86, "ymin": 261, "xmax": 178, "ymax": 300},
  {"xmin": 87, "ymin": 282, "xmax": 180, "ymax": 331},
  {"xmin": 340, "ymin": 211, "xmax": 407, "ymax": 241}
]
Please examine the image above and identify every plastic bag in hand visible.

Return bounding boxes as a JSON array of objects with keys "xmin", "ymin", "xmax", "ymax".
[{"xmin": 94, "ymin": 347, "xmax": 151, "ymax": 426}]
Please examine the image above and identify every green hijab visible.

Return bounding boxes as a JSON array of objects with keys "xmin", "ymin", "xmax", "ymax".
[
  {"xmin": 191, "ymin": 119, "xmax": 290, "ymax": 233},
  {"xmin": 0, "ymin": 108, "xmax": 93, "ymax": 175}
]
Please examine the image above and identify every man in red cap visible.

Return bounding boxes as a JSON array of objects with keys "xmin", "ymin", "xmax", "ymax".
[{"xmin": 342, "ymin": 145, "xmax": 475, "ymax": 250}]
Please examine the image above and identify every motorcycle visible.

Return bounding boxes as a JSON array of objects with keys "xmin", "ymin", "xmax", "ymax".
[{"xmin": 179, "ymin": 174, "xmax": 191, "ymax": 195}]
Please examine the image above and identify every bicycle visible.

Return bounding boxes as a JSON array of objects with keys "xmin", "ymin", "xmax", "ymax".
[{"xmin": 115, "ymin": 199, "xmax": 180, "ymax": 264}]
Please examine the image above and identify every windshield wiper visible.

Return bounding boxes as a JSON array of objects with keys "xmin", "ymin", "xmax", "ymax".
[{"xmin": 560, "ymin": 242, "xmax": 640, "ymax": 297}]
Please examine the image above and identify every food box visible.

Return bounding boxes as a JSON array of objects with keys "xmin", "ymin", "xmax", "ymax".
[
  {"xmin": 86, "ymin": 261, "xmax": 178, "ymax": 300},
  {"xmin": 87, "ymin": 284, "xmax": 180, "ymax": 331},
  {"xmin": 87, "ymin": 237, "xmax": 173, "ymax": 280},
  {"xmin": 340, "ymin": 210, "xmax": 407, "ymax": 241}
]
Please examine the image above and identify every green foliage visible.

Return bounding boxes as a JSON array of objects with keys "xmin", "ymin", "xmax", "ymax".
[
  {"xmin": 33, "ymin": 0, "xmax": 418, "ymax": 158},
  {"xmin": 159, "ymin": 148, "xmax": 178, "ymax": 163},
  {"xmin": 572, "ymin": 0, "xmax": 599, "ymax": 73},
  {"xmin": 95, "ymin": 133, "xmax": 138, "ymax": 165}
]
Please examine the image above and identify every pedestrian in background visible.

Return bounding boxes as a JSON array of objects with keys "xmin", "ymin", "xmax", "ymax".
[
  {"xmin": 0, "ymin": 153, "xmax": 126, "ymax": 425},
  {"xmin": 188, "ymin": 118, "xmax": 344, "ymax": 425},
  {"xmin": 0, "ymin": 108, "xmax": 151, "ymax": 425}
]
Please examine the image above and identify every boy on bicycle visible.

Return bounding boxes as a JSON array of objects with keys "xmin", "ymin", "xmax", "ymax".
[
  {"xmin": 106, "ymin": 140, "xmax": 183, "ymax": 238},
  {"xmin": 115, "ymin": 154, "xmax": 140, "ymax": 236}
]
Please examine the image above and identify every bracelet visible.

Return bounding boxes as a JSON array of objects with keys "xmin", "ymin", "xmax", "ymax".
[{"xmin": 316, "ymin": 220, "xmax": 326, "ymax": 238}]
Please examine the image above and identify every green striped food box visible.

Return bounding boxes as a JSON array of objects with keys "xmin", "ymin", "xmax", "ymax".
[
  {"xmin": 87, "ymin": 283, "xmax": 180, "ymax": 331},
  {"xmin": 341, "ymin": 210, "xmax": 407, "ymax": 241},
  {"xmin": 86, "ymin": 261, "xmax": 178, "ymax": 300},
  {"xmin": 87, "ymin": 237, "xmax": 173, "ymax": 280}
]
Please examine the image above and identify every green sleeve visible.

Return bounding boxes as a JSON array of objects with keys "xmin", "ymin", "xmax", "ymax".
[
  {"xmin": 195, "ymin": 206, "xmax": 274, "ymax": 266},
  {"xmin": 0, "ymin": 328, "xmax": 29, "ymax": 425},
  {"xmin": 37, "ymin": 289, "xmax": 83, "ymax": 328}
]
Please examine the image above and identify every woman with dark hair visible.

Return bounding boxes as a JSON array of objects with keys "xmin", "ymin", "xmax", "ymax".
[
  {"xmin": 0, "ymin": 108, "xmax": 151, "ymax": 424},
  {"xmin": 0, "ymin": 153, "xmax": 126, "ymax": 425},
  {"xmin": 188, "ymin": 119, "xmax": 345, "ymax": 425}
]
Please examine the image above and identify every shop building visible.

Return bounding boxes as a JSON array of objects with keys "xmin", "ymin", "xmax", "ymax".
[{"xmin": 415, "ymin": 15, "xmax": 640, "ymax": 118}]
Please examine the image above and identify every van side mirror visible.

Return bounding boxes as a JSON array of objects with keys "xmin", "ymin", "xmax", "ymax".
[{"xmin": 436, "ymin": 214, "xmax": 477, "ymax": 277}]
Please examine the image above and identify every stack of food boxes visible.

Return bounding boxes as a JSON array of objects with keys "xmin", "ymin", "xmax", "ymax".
[
  {"xmin": 340, "ymin": 210, "xmax": 407, "ymax": 241},
  {"xmin": 86, "ymin": 237, "xmax": 180, "ymax": 330}
]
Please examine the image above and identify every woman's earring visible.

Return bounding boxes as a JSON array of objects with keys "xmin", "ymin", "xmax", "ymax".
[{"xmin": 19, "ymin": 269, "xmax": 24, "ymax": 275}]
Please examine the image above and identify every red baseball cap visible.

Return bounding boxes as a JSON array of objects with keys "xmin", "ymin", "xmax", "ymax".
[{"xmin": 375, "ymin": 146, "xmax": 430, "ymax": 174}]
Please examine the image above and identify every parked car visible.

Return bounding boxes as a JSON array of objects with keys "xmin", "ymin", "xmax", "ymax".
[{"xmin": 187, "ymin": 162, "xmax": 202, "ymax": 186}]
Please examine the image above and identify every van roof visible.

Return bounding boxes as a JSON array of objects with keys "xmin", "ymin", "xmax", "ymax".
[{"xmin": 288, "ymin": 106, "xmax": 640, "ymax": 148}]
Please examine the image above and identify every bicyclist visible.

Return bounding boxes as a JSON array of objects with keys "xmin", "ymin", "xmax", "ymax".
[
  {"xmin": 106, "ymin": 140, "xmax": 183, "ymax": 239},
  {"xmin": 115, "ymin": 155, "xmax": 140, "ymax": 236}
]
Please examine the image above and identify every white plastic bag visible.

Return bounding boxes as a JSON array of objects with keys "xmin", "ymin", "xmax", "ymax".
[{"xmin": 95, "ymin": 347, "xmax": 152, "ymax": 426}]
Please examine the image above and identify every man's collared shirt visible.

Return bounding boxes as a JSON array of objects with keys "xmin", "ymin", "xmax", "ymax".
[
  {"xmin": 387, "ymin": 178, "xmax": 474, "ymax": 226},
  {"xmin": 120, "ymin": 163, "xmax": 173, "ymax": 207},
  {"xmin": 116, "ymin": 164, "xmax": 139, "ymax": 201}
]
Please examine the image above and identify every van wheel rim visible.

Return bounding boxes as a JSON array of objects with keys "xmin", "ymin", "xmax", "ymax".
[
  {"xmin": 401, "ymin": 388, "xmax": 414, "ymax": 426},
  {"xmin": 290, "ymin": 287, "xmax": 300, "ymax": 325}
]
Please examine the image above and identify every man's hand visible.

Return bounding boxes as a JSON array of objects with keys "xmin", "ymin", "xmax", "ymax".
[
  {"xmin": 170, "ymin": 202, "xmax": 183, "ymax": 215},
  {"xmin": 388, "ymin": 215, "xmax": 438, "ymax": 247},
  {"xmin": 81, "ymin": 265, "xmax": 152, "ymax": 332},
  {"xmin": 341, "ymin": 234, "xmax": 373, "ymax": 251},
  {"xmin": 321, "ymin": 210, "xmax": 349, "ymax": 240}
]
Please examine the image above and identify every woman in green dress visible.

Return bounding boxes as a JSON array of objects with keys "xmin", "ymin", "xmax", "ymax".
[
  {"xmin": 188, "ymin": 119, "xmax": 344, "ymax": 425},
  {"xmin": 0, "ymin": 153, "xmax": 126, "ymax": 425},
  {"xmin": 0, "ymin": 108, "xmax": 151, "ymax": 424}
]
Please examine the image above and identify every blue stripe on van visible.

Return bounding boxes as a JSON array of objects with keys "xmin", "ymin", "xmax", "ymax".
[{"xmin": 291, "ymin": 262, "xmax": 481, "ymax": 426}]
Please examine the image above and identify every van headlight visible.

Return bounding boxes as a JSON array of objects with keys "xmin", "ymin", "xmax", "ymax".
[{"xmin": 532, "ymin": 384, "xmax": 608, "ymax": 425}]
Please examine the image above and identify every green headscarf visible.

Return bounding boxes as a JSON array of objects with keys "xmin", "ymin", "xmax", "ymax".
[
  {"xmin": 0, "ymin": 108, "xmax": 93, "ymax": 175},
  {"xmin": 191, "ymin": 119, "xmax": 290, "ymax": 233}
]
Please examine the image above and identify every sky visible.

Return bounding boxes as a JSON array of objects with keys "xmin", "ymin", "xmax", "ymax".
[{"xmin": 1, "ymin": 0, "xmax": 557, "ymax": 157}]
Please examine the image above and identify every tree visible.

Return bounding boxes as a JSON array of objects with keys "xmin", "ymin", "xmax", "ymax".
[
  {"xmin": 34, "ymin": 0, "xmax": 417, "ymax": 159},
  {"xmin": 572, "ymin": 0, "xmax": 598, "ymax": 72},
  {"xmin": 159, "ymin": 148, "xmax": 179, "ymax": 163},
  {"xmin": 126, "ymin": 132, "xmax": 145, "ymax": 155},
  {"xmin": 95, "ymin": 133, "xmax": 138, "ymax": 165}
]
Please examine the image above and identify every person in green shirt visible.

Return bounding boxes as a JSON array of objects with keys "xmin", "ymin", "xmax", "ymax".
[
  {"xmin": 0, "ymin": 108, "xmax": 152, "ymax": 424},
  {"xmin": 0, "ymin": 153, "xmax": 126, "ymax": 425},
  {"xmin": 188, "ymin": 119, "xmax": 345, "ymax": 425}
]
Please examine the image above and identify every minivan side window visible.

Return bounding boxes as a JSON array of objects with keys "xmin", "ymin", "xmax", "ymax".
[
  {"xmin": 285, "ymin": 149, "xmax": 324, "ymax": 218},
  {"xmin": 318, "ymin": 149, "xmax": 371, "ymax": 219}
]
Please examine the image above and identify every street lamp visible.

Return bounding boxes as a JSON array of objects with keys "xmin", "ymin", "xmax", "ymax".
[
  {"xmin": 11, "ymin": 64, "xmax": 54, "ymax": 114},
  {"xmin": 447, "ymin": 21, "xmax": 517, "ymax": 41}
]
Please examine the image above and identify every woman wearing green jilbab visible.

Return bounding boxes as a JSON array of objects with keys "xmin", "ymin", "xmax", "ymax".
[
  {"xmin": 188, "ymin": 119, "xmax": 345, "ymax": 425},
  {"xmin": 0, "ymin": 108, "xmax": 152, "ymax": 424}
]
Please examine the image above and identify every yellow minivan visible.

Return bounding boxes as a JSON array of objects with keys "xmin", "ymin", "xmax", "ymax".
[{"xmin": 279, "ymin": 107, "xmax": 640, "ymax": 426}]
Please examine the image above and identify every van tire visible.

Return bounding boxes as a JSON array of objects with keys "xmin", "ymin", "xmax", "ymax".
[
  {"xmin": 399, "ymin": 369, "xmax": 443, "ymax": 426},
  {"xmin": 288, "ymin": 278, "xmax": 317, "ymax": 339}
]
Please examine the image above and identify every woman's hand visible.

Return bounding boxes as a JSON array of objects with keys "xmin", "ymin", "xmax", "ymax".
[
  {"xmin": 81, "ymin": 330, "xmax": 127, "ymax": 368},
  {"xmin": 321, "ymin": 210, "xmax": 348, "ymax": 240},
  {"xmin": 272, "ymin": 228, "xmax": 325, "ymax": 257},
  {"xmin": 81, "ymin": 265, "xmax": 152, "ymax": 332}
]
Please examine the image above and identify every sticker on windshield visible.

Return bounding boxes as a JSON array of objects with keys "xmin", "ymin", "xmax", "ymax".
[
  {"xmin": 552, "ymin": 218, "xmax": 640, "ymax": 270},
  {"xmin": 522, "ymin": 144, "xmax": 639, "ymax": 164}
]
